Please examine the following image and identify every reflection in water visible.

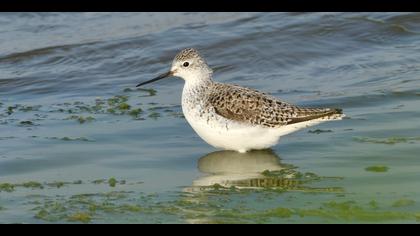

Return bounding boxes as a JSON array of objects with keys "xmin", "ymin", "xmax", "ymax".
[
  {"xmin": 185, "ymin": 149, "xmax": 343, "ymax": 192},
  {"xmin": 181, "ymin": 150, "xmax": 343, "ymax": 223},
  {"xmin": 192, "ymin": 149, "xmax": 284, "ymax": 188}
]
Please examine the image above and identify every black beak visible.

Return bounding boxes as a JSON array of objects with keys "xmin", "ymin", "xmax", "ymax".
[{"xmin": 136, "ymin": 71, "xmax": 173, "ymax": 87}]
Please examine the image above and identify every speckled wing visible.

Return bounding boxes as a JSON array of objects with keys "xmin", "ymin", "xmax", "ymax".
[{"xmin": 208, "ymin": 83, "xmax": 342, "ymax": 128}]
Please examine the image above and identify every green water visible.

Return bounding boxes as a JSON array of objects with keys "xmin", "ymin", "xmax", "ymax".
[{"xmin": 1, "ymin": 12, "xmax": 420, "ymax": 223}]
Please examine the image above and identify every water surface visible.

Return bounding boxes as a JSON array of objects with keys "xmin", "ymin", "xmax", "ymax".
[{"xmin": 1, "ymin": 12, "xmax": 420, "ymax": 223}]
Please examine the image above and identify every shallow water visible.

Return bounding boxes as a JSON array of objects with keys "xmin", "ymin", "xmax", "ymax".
[{"xmin": 1, "ymin": 12, "xmax": 420, "ymax": 223}]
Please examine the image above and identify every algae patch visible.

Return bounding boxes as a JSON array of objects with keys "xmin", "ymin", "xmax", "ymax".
[
  {"xmin": 65, "ymin": 115, "xmax": 95, "ymax": 124},
  {"xmin": 0, "ymin": 183, "xmax": 15, "ymax": 192},
  {"xmin": 222, "ymin": 200, "xmax": 416, "ymax": 223},
  {"xmin": 31, "ymin": 191, "xmax": 144, "ymax": 223},
  {"xmin": 392, "ymin": 199, "xmax": 416, "ymax": 208},
  {"xmin": 353, "ymin": 136, "xmax": 420, "ymax": 145},
  {"xmin": 92, "ymin": 178, "xmax": 127, "ymax": 187},
  {"xmin": 47, "ymin": 137, "xmax": 93, "ymax": 142},
  {"xmin": 365, "ymin": 166, "xmax": 389, "ymax": 173},
  {"xmin": 108, "ymin": 178, "xmax": 117, "ymax": 187},
  {"xmin": 20, "ymin": 181, "xmax": 44, "ymax": 189},
  {"xmin": 67, "ymin": 212, "xmax": 92, "ymax": 223},
  {"xmin": 308, "ymin": 129, "xmax": 333, "ymax": 134}
]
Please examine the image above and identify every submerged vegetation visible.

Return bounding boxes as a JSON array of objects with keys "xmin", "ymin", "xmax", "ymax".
[
  {"xmin": 65, "ymin": 115, "xmax": 95, "ymax": 124},
  {"xmin": 392, "ymin": 199, "xmax": 416, "ymax": 208},
  {"xmin": 25, "ymin": 188, "xmax": 420, "ymax": 223},
  {"xmin": 365, "ymin": 165, "xmax": 389, "ymax": 173},
  {"xmin": 0, "ymin": 88, "xmax": 182, "ymax": 132},
  {"xmin": 308, "ymin": 129, "xmax": 333, "ymax": 134},
  {"xmin": 0, "ymin": 178, "xmax": 134, "ymax": 193},
  {"xmin": 353, "ymin": 136, "xmax": 420, "ymax": 145},
  {"xmin": 0, "ymin": 183, "xmax": 15, "ymax": 192},
  {"xmin": 4, "ymin": 166, "xmax": 415, "ymax": 223}
]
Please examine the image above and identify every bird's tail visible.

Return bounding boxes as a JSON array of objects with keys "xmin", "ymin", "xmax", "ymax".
[{"xmin": 287, "ymin": 107, "xmax": 345, "ymax": 125}]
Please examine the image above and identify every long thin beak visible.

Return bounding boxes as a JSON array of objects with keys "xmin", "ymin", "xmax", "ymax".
[{"xmin": 136, "ymin": 71, "xmax": 173, "ymax": 87}]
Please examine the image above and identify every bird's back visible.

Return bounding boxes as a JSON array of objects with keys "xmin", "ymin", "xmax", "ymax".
[{"xmin": 206, "ymin": 82, "xmax": 344, "ymax": 128}]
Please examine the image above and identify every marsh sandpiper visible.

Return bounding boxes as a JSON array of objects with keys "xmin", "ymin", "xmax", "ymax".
[{"xmin": 137, "ymin": 48, "xmax": 344, "ymax": 153}]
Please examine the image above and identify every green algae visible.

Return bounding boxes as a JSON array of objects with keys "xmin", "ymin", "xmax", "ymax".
[
  {"xmin": 3, "ymin": 93, "xmax": 179, "ymax": 125},
  {"xmin": 167, "ymin": 111, "xmax": 184, "ymax": 118},
  {"xmin": 353, "ymin": 136, "xmax": 420, "ymax": 145},
  {"xmin": 224, "ymin": 200, "xmax": 415, "ymax": 223},
  {"xmin": 61, "ymin": 137, "xmax": 90, "ymax": 142},
  {"xmin": 35, "ymin": 209, "xmax": 52, "ymax": 220},
  {"xmin": 297, "ymin": 207, "xmax": 405, "ymax": 222},
  {"xmin": 91, "ymin": 178, "xmax": 126, "ymax": 187},
  {"xmin": 66, "ymin": 115, "xmax": 95, "ymax": 124},
  {"xmin": 295, "ymin": 200, "xmax": 413, "ymax": 222},
  {"xmin": 0, "ymin": 183, "xmax": 15, "ymax": 192},
  {"xmin": 1, "ymin": 178, "xmax": 130, "ymax": 194},
  {"xmin": 31, "ymin": 191, "xmax": 143, "ymax": 223},
  {"xmin": 369, "ymin": 200, "xmax": 379, "ymax": 209},
  {"xmin": 107, "ymin": 95, "xmax": 128, "ymax": 106},
  {"xmin": 117, "ymin": 103, "xmax": 131, "ymax": 110},
  {"xmin": 128, "ymin": 108, "xmax": 143, "ymax": 118},
  {"xmin": 261, "ymin": 168, "xmax": 341, "ymax": 182},
  {"xmin": 148, "ymin": 112, "xmax": 161, "ymax": 119},
  {"xmin": 20, "ymin": 181, "xmax": 44, "ymax": 189},
  {"xmin": 34, "ymin": 202, "xmax": 68, "ymax": 222},
  {"xmin": 67, "ymin": 212, "xmax": 92, "ymax": 223},
  {"xmin": 7, "ymin": 106, "xmax": 17, "ymax": 115},
  {"xmin": 47, "ymin": 136, "xmax": 93, "ymax": 142},
  {"xmin": 106, "ymin": 108, "xmax": 116, "ymax": 114},
  {"xmin": 416, "ymin": 213, "xmax": 420, "ymax": 222},
  {"xmin": 46, "ymin": 181, "xmax": 66, "ymax": 189},
  {"xmin": 108, "ymin": 178, "xmax": 117, "ymax": 187},
  {"xmin": 392, "ymin": 199, "xmax": 416, "ymax": 208},
  {"xmin": 308, "ymin": 129, "xmax": 333, "ymax": 134},
  {"xmin": 258, "ymin": 207, "xmax": 293, "ymax": 218},
  {"xmin": 24, "ymin": 187, "xmax": 420, "ymax": 224},
  {"xmin": 365, "ymin": 165, "xmax": 389, "ymax": 173},
  {"xmin": 18, "ymin": 105, "xmax": 42, "ymax": 112},
  {"xmin": 1, "ymin": 181, "xmax": 44, "ymax": 191},
  {"xmin": 136, "ymin": 88, "xmax": 157, "ymax": 97}
]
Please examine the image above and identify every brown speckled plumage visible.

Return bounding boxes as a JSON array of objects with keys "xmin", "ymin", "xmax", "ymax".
[
  {"xmin": 174, "ymin": 48, "xmax": 201, "ymax": 61},
  {"xmin": 206, "ymin": 83, "xmax": 342, "ymax": 128}
]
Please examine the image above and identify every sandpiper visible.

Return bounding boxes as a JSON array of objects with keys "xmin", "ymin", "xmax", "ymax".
[{"xmin": 137, "ymin": 48, "xmax": 344, "ymax": 153}]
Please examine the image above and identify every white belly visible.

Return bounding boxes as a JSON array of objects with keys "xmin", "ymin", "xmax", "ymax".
[
  {"xmin": 186, "ymin": 115, "xmax": 280, "ymax": 153},
  {"xmin": 183, "ymin": 106, "xmax": 339, "ymax": 153}
]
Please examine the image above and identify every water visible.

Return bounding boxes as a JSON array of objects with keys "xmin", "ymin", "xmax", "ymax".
[{"xmin": 1, "ymin": 12, "xmax": 420, "ymax": 223}]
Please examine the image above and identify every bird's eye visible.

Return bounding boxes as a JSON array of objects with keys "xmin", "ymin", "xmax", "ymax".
[{"xmin": 183, "ymin": 62, "xmax": 189, "ymax": 67}]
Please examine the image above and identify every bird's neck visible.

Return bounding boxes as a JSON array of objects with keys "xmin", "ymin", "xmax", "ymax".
[
  {"xmin": 182, "ymin": 75, "xmax": 213, "ymax": 105},
  {"xmin": 183, "ymin": 74, "xmax": 214, "ymax": 90}
]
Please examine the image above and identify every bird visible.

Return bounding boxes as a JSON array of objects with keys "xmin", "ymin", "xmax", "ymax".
[{"xmin": 137, "ymin": 48, "xmax": 344, "ymax": 153}]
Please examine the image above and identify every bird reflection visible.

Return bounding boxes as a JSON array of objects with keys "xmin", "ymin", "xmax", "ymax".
[
  {"xmin": 189, "ymin": 149, "xmax": 290, "ymax": 190},
  {"xmin": 180, "ymin": 149, "xmax": 343, "ymax": 223}
]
